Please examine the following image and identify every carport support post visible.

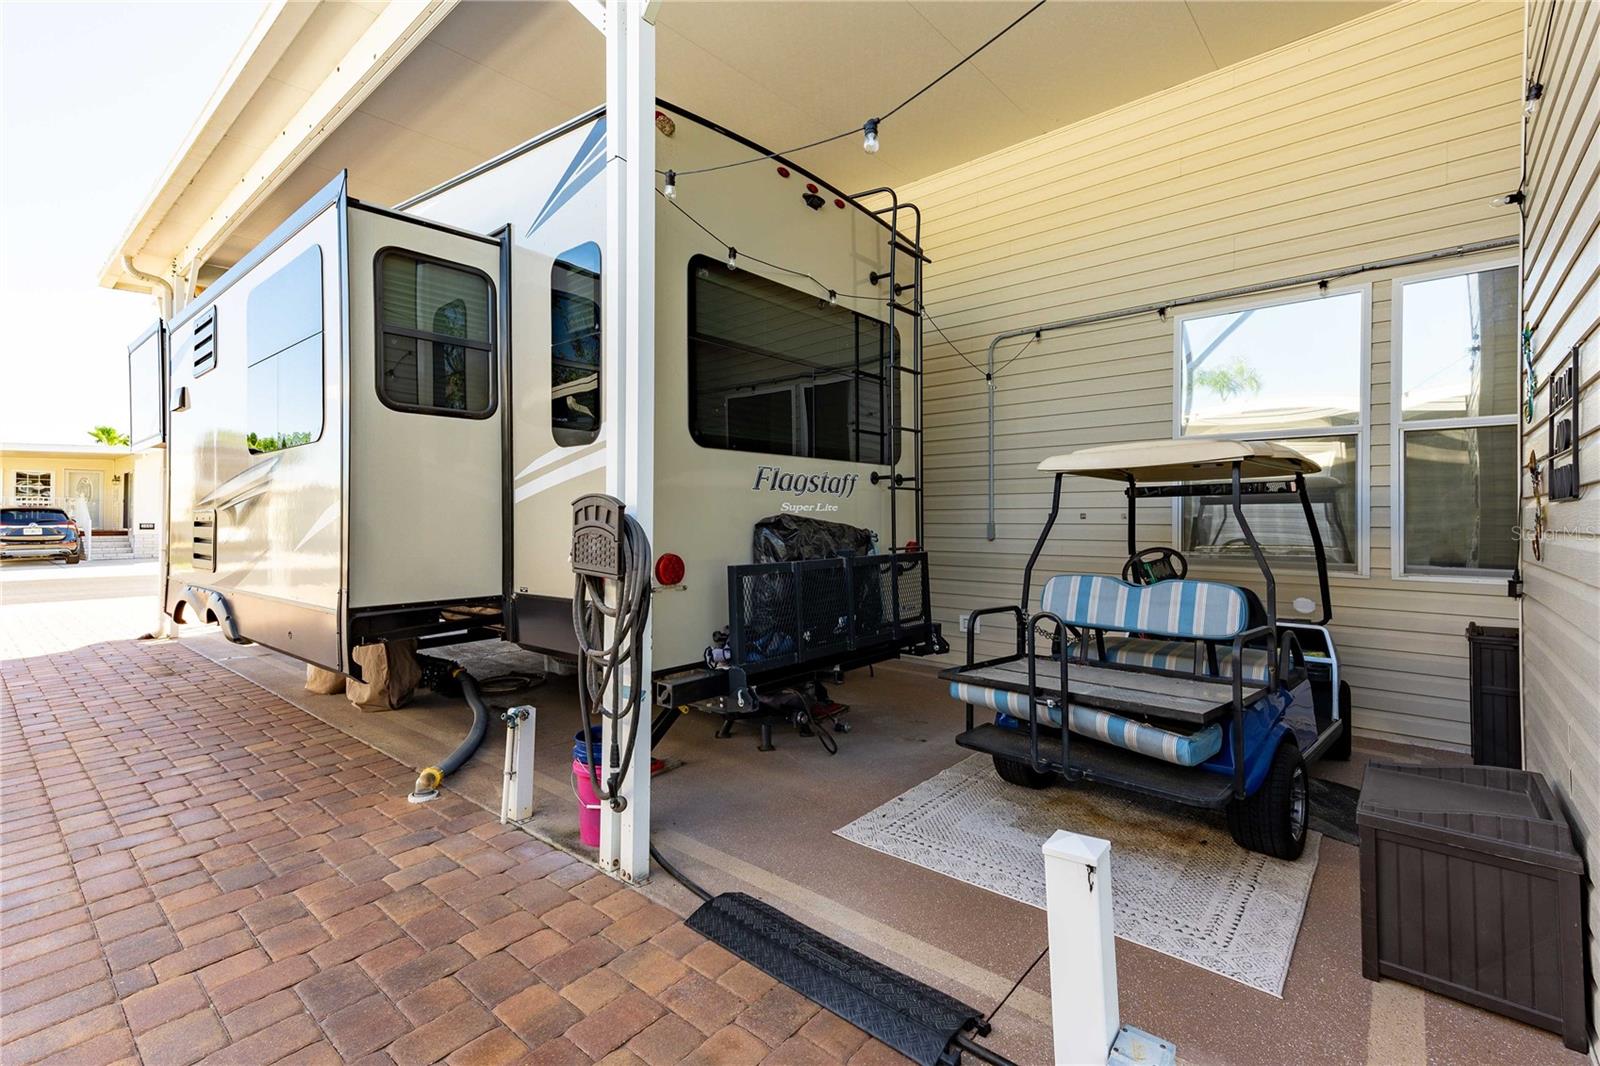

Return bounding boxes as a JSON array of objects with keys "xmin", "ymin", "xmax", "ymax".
[
  {"xmin": 1043, "ymin": 830, "xmax": 1118, "ymax": 1065},
  {"xmin": 599, "ymin": 0, "xmax": 657, "ymax": 883}
]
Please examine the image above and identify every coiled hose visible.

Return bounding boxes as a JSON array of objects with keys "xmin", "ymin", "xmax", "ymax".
[
  {"xmin": 410, "ymin": 665, "xmax": 490, "ymax": 801},
  {"xmin": 573, "ymin": 512, "xmax": 652, "ymax": 812}
]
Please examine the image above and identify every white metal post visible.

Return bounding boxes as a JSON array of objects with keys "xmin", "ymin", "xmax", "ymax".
[
  {"xmin": 1043, "ymin": 830, "xmax": 1119, "ymax": 1066},
  {"xmin": 599, "ymin": 0, "xmax": 656, "ymax": 882},
  {"xmin": 501, "ymin": 706, "xmax": 536, "ymax": 824}
]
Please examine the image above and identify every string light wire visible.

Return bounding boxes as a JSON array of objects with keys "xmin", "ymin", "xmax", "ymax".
[{"xmin": 658, "ymin": 0, "xmax": 1047, "ymax": 179}]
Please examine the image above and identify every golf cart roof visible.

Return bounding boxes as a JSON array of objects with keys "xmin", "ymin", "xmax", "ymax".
[{"xmin": 1038, "ymin": 438, "xmax": 1320, "ymax": 482}]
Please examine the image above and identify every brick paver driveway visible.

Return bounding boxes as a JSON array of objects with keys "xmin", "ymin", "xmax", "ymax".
[{"xmin": 0, "ymin": 574, "xmax": 897, "ymax": 1065}]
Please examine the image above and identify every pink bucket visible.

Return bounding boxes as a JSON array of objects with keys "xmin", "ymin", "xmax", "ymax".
[{"xmin": 572, "ymin": 759, "xmax": 603, "ymax": 847}]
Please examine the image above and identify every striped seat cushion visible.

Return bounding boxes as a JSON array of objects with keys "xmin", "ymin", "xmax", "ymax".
[
  {"xmin": 1100, "ymin": 636, "xmax": 1274, "ymax": 684},
  {"xmin": 1040, "ymin": 574, "xmax": 1249, "ymax": 641},
  {"xmin": 950, "ymin": 681, "xmax": 1223, "ymax": 767}
]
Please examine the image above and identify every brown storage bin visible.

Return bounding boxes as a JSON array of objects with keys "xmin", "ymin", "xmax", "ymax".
[{"xmin": 1357, "ymin": 763, "xmax": 1587, "ymax": 1051}]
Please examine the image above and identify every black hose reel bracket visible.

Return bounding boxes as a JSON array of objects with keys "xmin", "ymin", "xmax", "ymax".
[{"xmin": 572, "ymin": 493, "xmax": 626, "ymax": 579}]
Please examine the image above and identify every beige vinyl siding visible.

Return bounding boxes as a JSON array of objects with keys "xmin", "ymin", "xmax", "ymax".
[
  {"xmin": 906, "ymin": 0, "xmax": 1524, "ymax": 748},
  {"xmin": 1519, "ymin": 0, "xmax": 1600, "ymax": 1045}
]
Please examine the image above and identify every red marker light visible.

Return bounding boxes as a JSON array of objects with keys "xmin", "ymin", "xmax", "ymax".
[
  {"xmin": 805, "ymin": 182, "xmax": 818, "ymax": 194},
  {"xmin": 655, "ymin": 553, "xmax": 686, "ymax": 586},
  {"xmin": 776, "ymin": 166, "xmax": 791, "ymax": 178},
  {"xmin": 834, "ymin": 198, "xmax": 846, "ymax": 209}
]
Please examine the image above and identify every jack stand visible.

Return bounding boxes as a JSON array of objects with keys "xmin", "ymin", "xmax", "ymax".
[{"xmin": 500, "ymin": 705, "xmax": 536, "ymax": 825}]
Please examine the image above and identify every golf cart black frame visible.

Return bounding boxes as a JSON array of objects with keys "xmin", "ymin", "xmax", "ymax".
[{"xmin": 949, "ymin": 461, "xmax": 1345, "ymax": 809}]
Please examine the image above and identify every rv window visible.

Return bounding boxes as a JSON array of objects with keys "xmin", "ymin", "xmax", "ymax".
[
  {"xmin": 552, "ymin": 243, "xmax": 601, "ymax": 446},
  {"xmin": 245, "ymin": 246, "xmax": 324, "ymax": 454},
  {"xmin": 688, "ymin": 256, "xmax": 899, "ymax": 463},
  {"xmin": 377, "ymin": 251, "xmax": 495, "ymax": 418}
]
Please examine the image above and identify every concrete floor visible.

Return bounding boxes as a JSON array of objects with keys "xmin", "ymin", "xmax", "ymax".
[{"xmin": 182, "ymin": 628, "xmax": 1587, "ymax": 1066}]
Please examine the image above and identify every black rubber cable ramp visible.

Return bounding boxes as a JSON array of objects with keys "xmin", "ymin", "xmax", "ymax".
[{"xmin": 686, "ymin": 893, "xmax": 985, "ymax": 1066}]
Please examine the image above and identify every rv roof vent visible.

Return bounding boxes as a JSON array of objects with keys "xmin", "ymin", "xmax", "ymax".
[
  {"xmin": 192, "ymin": 309, "xmax": 218, "ymax": 377},
  {"xmin": 192, "ymin": 509, "xmax": 217, "ymax": 572}
]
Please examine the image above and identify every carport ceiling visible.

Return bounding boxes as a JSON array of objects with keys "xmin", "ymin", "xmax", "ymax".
[{"xmin": 191, "ymin": 0, "xmax": 1392, "ymax": 277}]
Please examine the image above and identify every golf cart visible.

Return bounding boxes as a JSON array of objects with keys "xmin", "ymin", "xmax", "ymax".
[{"xmin": 942, "ymin": 438, "xmax": 1350, "ymax": 859}]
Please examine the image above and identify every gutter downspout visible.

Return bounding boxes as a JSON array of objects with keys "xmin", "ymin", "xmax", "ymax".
[{"xmin": 122, "ymin": 256, "xmax": 176, "ymax": 320}]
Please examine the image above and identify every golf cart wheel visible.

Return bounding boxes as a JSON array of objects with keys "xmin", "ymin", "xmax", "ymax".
[
  {"xmin": 993, "ymin": 754, "xmax": 1052, "ymax": 789},
  {"xmin": 1226, "ymin": 739, "xmax": 1308, "ymax": 860},
  {"xmin": 66, "ymin": 552, "xmax": 81, "ymax": 565},
  {"xmin": 1326, "ymin": 681, "xmax": 1353, "ymax": 761}
]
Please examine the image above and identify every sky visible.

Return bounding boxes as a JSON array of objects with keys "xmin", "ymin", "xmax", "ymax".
[{"xmin": 0, "ymin": 1, "xmax": 264, "ymax": 446}]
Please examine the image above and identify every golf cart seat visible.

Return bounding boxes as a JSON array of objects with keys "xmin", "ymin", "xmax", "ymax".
[
  {"xmin": 1098, "ymin": 636, "xmax": 1275, "ymax": 685},
  {"xmin": 949, "ymin": 680, "xmax": 1224, "ymax": 766},
  {"xmin": 947, "ymin": 574, "xmax": 1262, "ymax": 767}
]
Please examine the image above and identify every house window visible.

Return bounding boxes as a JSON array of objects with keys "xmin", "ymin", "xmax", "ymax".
[
  {"xmin": 377, "ymin": 250, "xmax": 495, "ymax": 417},
  {"xmin": 688, "ymin": 256, "xmax": 899, "ymax": 463},
  {"xmin": 1175, "ymin": 290, "xmax": 1366, "ymax": 567},
  {"xmin": 1394, "ymin": 266, "xmax": 1518, "ymax": 577},
  {"xmin": 13, "ymin": 471, "xmax": 53, "ymax": 505},
  {"xmin": 552, "ymin": 242, "xmax": 601, "ymax": 446},
  {"xmin": 246, "ymin": 246, "xmax": 325, "ymax": 454}
]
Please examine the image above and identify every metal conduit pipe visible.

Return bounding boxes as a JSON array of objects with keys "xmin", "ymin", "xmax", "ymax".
[{"xmin": 982, "ymin": 235, "xmax": 1518, "ymax": 540}]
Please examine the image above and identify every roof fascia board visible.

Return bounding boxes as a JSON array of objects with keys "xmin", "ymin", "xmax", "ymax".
[
  {"xmin": 174, "ymin": 0, "xmax": 459, "ymax": 278},
  {"xmin": 158, "ymin": 0, "xmax": 459, "ymax": 294},
  {"xmin": 98, "ymin": 0, "xmax": 314, "ymax": 291},
  {"xmin": 567, "ymin": 0, "xmax": 605, "ymax": 33}
]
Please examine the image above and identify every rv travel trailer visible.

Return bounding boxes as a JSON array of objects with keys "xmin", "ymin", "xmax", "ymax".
[{"xmin": 131, "ymin": 102, "xmax": 943, "ymax": 708}]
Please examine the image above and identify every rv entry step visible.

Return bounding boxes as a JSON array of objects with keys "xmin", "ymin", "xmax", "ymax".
[{"xmin": 686, "ymin": 892, "xmax": 985, "ymax": 1066}]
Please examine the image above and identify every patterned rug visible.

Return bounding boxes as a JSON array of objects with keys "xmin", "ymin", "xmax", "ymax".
[{"xmin": 836, "ymin": 754, "xmax": 1320, "ymax": 996}]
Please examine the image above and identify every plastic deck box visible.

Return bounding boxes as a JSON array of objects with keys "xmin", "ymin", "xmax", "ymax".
[
  {"xmin": 1357, "ymin": 763, "xmax": 1587, "ymax": 1051},
  {"xmin": 1465, "ymin": 623, "xmax": 1521, "ymax": 768}
]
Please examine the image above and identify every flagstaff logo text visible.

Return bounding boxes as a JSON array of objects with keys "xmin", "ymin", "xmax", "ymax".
[{"xmin": 752, "ymin": 466, "xmax": 860, "ymax": 499}]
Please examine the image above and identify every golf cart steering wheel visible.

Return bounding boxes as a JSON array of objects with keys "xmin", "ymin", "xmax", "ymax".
[{"xmin": 1123, "ymin": 546, "xmax": 1188, "ymax": 585}]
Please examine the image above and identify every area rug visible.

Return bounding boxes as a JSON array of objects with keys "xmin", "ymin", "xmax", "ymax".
[{"xmin": 835, "ymin": 754, "xmax": 1320, "ymax": 996}]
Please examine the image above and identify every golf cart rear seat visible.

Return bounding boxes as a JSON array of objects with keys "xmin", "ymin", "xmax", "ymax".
[
  {"xmin": 1044, "ymin": 573, "xmax": 1275, "ymax": 684},
  {"xmin": 949, "ymin": 574, "xmax": 1264, "ymax": 767}
]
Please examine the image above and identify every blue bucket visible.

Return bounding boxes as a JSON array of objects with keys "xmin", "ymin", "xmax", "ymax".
[{"xmin": 573, "ymin": 726, "xmax": 604, "ymax": 766}]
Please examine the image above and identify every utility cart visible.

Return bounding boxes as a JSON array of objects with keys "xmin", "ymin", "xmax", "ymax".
[{"xmin": 943, "ymin": 438, "xmax": 1351, "ymax": 859}]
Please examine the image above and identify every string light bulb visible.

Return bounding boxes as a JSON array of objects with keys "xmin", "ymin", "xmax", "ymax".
[
  {"xmin": 726, "ymin": 247, "xmax": 738, "ymax": 270},
  {"xmin": 1524, "ymin": 81, "xmax": 1544, "ymax": 117},
  {"xmin": 862, "ymin": 118, "xmax": 880, "ymax": 154},
  {"xmin": 828, "ymin": 290, "xmax": 838, "ymax": 306},
  {"xmin": 663, "ymin": 170, "xmax": 676, "ymax": 199}
]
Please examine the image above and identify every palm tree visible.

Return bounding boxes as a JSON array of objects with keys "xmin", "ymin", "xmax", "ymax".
[{"xmin": 88, "ymin": 425, "xmax": 130, "ymax": 447}]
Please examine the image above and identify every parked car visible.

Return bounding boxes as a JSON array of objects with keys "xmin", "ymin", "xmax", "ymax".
[{"xmin": 0, "ymin": 507, "xmax": 83, "ymax": 564}]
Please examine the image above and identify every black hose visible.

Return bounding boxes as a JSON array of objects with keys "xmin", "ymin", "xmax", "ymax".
[
  {"xmin": 410, "ymin": 665, "xmax": 491, "ymax": 799},
  {"xmin": 649, "ymin": 845, "xmax": 713, "ymax": 903},
  {"xmin": 440, "ymin": 669, "xmax": 490, "ymax": 775},
  {"xmin": 952, "ymin": 1033, "xmax": 1019, "ymax": 1066}
]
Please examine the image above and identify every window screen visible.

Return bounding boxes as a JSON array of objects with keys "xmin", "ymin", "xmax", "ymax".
[
  {"xmin": 552, "ymin": 242, "xmax": 601, "ymax": 446},
  {"xmin": 377, "ymin": 251, "xmax": 495, "ymax": 417},
  {"xmin": 688, "ymin": 256, "xmax": 898, "ymax": 463},
  {"xmin": 245, "ymin": 246, "xmax": 324, "ymax": 454}
]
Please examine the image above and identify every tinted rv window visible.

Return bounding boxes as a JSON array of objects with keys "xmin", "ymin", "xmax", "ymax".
[
  {"xmin": 245, "ymin": 246, "xmax": 324, "ymax": 454},
  {"xmin": 377, "ymin": 251, "xmax": 495, "ymax": 417},
  {"xmin": 688, "ymin": 257, "xmax": 899, "ymax": 463},
  {"xmin": 552, "ymin": 242, "xmax": 601, "ymax": 446}
]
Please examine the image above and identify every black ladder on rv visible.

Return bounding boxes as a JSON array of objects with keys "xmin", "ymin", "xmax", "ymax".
[{"xmin": 852, "ymin": 188, "xmax": 928, "ymax": 553}]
